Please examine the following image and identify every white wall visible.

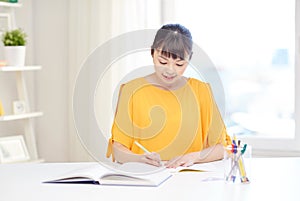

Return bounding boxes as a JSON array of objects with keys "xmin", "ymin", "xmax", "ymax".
[{"xmin": 33, "ymin": 0, "xmax": 69, "ymax": 161}]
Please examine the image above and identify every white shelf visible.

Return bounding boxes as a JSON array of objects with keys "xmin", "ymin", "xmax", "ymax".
[
  {"xmin": 0, "ymin": 66, "xmax": 42, "ymax": 71},
  {"xmin": 3, "ymin": 158, "xmax": 45, "ymax": 164},
  {"xmin": 0, "ymin": 2, "xmax": 22, "ymax": 8},
  {"xmin": 0, "ymin": 112, "xmax": 43, "ymax": 121},
  {"xmin": 0, "ymin": 0, "xmax": 42, "ymax": 163}
]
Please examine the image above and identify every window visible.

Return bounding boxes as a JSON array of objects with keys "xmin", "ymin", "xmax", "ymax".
[{"xmin": 171, "ymin": 0, "xmax": 299, "ymax": 152}]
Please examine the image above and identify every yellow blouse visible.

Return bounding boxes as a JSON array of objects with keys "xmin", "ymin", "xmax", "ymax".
[{"xmin": 106, "ymin": 77, "xmax": 231, "ymax": 160}]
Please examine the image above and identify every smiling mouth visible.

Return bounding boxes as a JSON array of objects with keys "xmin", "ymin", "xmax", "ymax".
[{"xmin": 162, "ymin": 74, "xmax": 177, "ymax": 80}]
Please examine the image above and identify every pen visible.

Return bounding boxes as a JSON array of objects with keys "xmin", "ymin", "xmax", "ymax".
[
  {"xmin": 226, "ymin": 144, "xmax": 249, "ymax": 183},
  {"xmin": 134, "ymin": 141, "xmax": 163, "ymax": 166},
  {"xmin": 134, "ymin": 141, "xmax": 151, "ymax": 154}
]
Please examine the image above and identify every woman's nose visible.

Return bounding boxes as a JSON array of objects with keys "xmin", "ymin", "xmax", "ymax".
[{"xmin": 165, "ymin": 64, "xmax": 176, "ymax": 72}]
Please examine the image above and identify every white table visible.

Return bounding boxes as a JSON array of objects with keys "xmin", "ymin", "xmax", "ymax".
[{"xmin": 0, "ymin": 157, "xmax": 299, "ymax": 201}]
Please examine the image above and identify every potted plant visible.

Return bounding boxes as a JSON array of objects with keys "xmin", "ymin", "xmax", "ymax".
[{"xmin": 2, "ymin": 28, "xmax": 27, "ymax": 66}]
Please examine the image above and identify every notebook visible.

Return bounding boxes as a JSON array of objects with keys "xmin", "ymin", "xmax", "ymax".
[
  {"xmin": 173, "ymin": 160, "xmax": 224, "ymax": 173},
  {"xmin": 44, "ymin": 162, "xmax": 172, "ymax": 187}
]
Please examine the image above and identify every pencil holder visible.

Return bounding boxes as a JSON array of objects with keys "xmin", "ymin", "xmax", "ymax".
[{"xmin": 223, "ymin": 144, "xmax": 251, "ymax": 184}]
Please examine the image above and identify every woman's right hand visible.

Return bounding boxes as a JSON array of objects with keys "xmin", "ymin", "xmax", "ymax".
[
  {"xmin": 113, "ymin": 142, "xmax": 163, "ymax": 166},
  {"xmin": 140, "ymin": 152, "xmax": 163, "ymax": 167}
]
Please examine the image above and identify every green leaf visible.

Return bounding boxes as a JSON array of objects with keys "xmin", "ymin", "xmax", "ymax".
[{"xmin": 2, "ymin": 28, "xmax": 27, "ymax": 46}]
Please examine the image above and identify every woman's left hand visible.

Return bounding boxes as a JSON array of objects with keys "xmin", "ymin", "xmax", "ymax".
[{"xmin": 165, "ymin": 152, "xmax": 199, "ymax": 168}]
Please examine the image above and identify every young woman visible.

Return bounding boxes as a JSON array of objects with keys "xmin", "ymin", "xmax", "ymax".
[{"xmin": 106, "ymin": 24, "xmax": 231, "ymax": 168}]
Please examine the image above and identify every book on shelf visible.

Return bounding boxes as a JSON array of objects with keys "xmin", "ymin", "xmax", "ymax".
[{"xmin": 44, "ymin": 162, "xmax": 172, "ymax": 187}]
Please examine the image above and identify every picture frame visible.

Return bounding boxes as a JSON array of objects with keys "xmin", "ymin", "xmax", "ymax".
[
  {"xmin": 0, "ymin": 13, "xmax": 12, "ymax": 35},
  {"xmin": 13, "ymin": 100, "xmax": 26, "ymax": 114},
  {"xmin": 0, "ymin": 135, "xmax": 30, "ymax": 163}
]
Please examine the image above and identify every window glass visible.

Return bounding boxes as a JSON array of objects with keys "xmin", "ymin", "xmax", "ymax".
[{"xmin": 173, "ymin": 0, "xmax": 295, "ymax": 139}]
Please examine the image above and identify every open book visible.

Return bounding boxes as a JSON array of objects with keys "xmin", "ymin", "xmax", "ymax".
[
  {"xmin": 44, "ymin": 162, "xmax": 172, "ymax": 187},
  {"xmin": 173, "ymin": 160, "xmax": 224, "ymax": 173}
]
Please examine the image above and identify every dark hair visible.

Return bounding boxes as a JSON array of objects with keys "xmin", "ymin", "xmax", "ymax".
[{"xmin": 151, "ymin": 24, "xmax": 193, "ymax": 60}]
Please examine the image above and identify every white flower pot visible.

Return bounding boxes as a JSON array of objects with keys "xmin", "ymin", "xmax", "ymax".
[{"xmin": 4, "ymin": 46, "xmax": 26, "ymax": 66}]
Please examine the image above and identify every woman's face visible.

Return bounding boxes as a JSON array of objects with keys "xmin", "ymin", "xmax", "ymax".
[{"xmin": 152, "ymin": 49, "xmax": 189, "ymax": 86}]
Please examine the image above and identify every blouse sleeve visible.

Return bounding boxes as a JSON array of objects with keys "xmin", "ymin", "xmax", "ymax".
[
  {"xmin": 205, "ymin": 84, "xmax": 231, "ymax": 147},
  {"xmin": 106, "ymin": 84, "xmax": 134, "ymax": 159}
]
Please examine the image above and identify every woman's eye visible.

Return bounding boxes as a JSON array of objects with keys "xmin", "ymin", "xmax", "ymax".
[
  {"xmin": 176, "ymin": 64, "xmax": 184, "ymax": 67},
  {"xmin": 159, "ymin": 61, "xmax": 167, "ymax": 65}
]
